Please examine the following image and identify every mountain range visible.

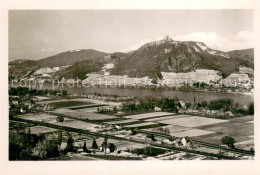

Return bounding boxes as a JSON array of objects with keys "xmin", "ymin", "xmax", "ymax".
[{"xmin": 9, "ymin": 36, "xmax": 254, "ymax": 81}]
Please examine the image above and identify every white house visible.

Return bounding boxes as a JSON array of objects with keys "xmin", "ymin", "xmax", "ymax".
[
  {"xmin": 154, "ymin": 107, "xmax": 162, "ymax": 111},
  {"xmin": 181, "ymin": 137, "xmax": 187, "ymax": 146}
]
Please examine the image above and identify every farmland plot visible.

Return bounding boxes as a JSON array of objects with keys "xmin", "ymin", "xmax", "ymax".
[
  {"xmin": 19, "ymin": 113, "xmax": 58, "ymax": 122},
  {"xmin": 126, "ymin": 112, "xmax": 173, "ymax": 120},
  {"xmin": 105, "ymin": 119, "xmax": 138, "ymax": 125},
  {"xmin": 194, "ymin": 120, "xmax": 254, "ymax": 145},
  {"xmin": 145, "ymin": 115, "xmax": 190, "ymax": 122},
  {"xmin": 58, "ymin": 120, "xmax": 99, "ymax": 130},
  {"xmin": 67, "ymin": 104, "xmax": 108, "ymax": 110},
  {"xmin": 77, "ymin": 107, "xmax": 102, "ymax": 113},
  {"xmin": 156, "ymin": 116, "xmax": 227, "ymax": 127},
  {"xmin": 29, "ymin": 126, "xmax": 58, "ymax": 134},
  {"xmin": 54, "ymin": 110, "xmax": 116, "ymax": 120},
  {"xmin": 145, "ymin": 125, "xmax": 191, "ymax": 133},
  {"xmin": 169, "ymin": 128, "xmax": 214, "ymax": 137},
  {"xmin": 124, "ymin": 122, "xmax": 159, "ymax": 128}
]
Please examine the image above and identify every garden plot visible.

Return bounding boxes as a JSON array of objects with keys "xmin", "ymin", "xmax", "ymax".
[
  {"xmin": 67, "ymin": 104, "xmax": 107, "ymax": 110},
  {"xmin": 19, "ymin": 113, "xmax": 58, "ymax": 122},
  {"xmin": 124, "ymin": 122, "xmax": 158, "ymax": 128},
  {"xmin": 145, "ymin": 125, "xmax": 191, "ymax": 133},
  {"xmin": 58, "ymin": 120, "xmax": 99, "ymax": 130},
  {"xmin": 19, "ymin": 113, "xmax": 74, "ymax": 124},
  {"xmin": 46, "ymin": 100, "xmax": 91, "ymax": 108},
  {"xmin": 126, "ymin": 112, "xmax": 173, "ymax": 120},
  {"xmin": 77, "ymin": 107, "xmax": 101, "ymax": 113},
  {"xmin": 145, "ymin": 115, "xmax": 190, "ymax": 122},
  {"xmin": 105, "ymin": 119, "xmax": 138, "ymax": 125},
  {"xmin": 29, "ymin": 126, "xmax": 58, "ymax": 134},
  {"xmin": 54, "ymin": 110, "xmax": 116, "ymax": 120},
  {"xmin": 169, "ymin": 128, "xmax": 214, "ymax": 137},
  {"xmin": 157, "ymin": 116, "xmax": 227, "ymax": 127}
]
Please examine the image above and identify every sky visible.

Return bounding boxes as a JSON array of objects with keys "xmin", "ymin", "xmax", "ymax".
[{"xmin": 9, "ymin": 10, "xmax": 253, "ymax": 61}]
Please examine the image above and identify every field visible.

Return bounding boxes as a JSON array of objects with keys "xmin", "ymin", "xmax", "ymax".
[
  {"xmin": 124, "ymin": 122, "xmax": 158, "ymax": 128},
  {"xmin": 106, "ymin": 119, "xmax": 138, "ymax": 125},
  {"xmin": 76, "ymin": 107, "xmax": 101, "ymax": 113},
  {"xmin": 29, "ymin": 126, "xmax": 58, "ymax": 134},
  {"xmin": 68, "ymin": 104, "xmax": 107, "ymax": 110},
  {"xmin": 121, "ymin": 112, "xmax": 247, "ymax": 141},
  {"xmin": 146, "ymin": 115, "xmax": 189, "ymax": 122},
  {"xmin": 53, "ymin": 108, "xmax": 117, "ymax": 120},
  {"xmin": 193, "ymin": 116, "xmax": 254, "ymax": 147},
  {"xmin": 168, "ymin": 128, "xmax": 214, "ymax": 137},
  {"xmin": 47, "ymin": 100, "xmax": 92, "ymax": 108},
  {"xmin": 126, "ymin": 112, "xmax": 173, "ymax": 120},
  {"xmin": 18, "ymin": 113, "xmax": 73, "ymax": 124},
  {"xmin": 150, "ymin": 116, "xmax": 228, "ymax": 127},
  {"xmin": 58, "ymin": 119, "xmax": 99, "ymax": 130},
  {"xmin": 18, "ymin": 113, "xmax": 58, "ymax": 122}
]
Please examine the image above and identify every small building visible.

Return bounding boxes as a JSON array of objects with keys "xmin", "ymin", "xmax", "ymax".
[
  {"xmin": 181, "ymin": 137, "xmax": 187, "ymax": 146},
  {"xmin": 154, "ymin": 107, "xmax": 162, "ymax": 111}
]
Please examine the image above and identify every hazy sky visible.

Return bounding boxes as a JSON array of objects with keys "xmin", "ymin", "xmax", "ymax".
[{"xmin": 9, "ymin": 10, "xmax": 253, "ymax": 61}]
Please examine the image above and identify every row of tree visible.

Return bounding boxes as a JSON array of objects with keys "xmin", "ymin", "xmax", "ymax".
[{"xmin": 9, "ymin": 87, "xmax": 67, "ymax": 97}]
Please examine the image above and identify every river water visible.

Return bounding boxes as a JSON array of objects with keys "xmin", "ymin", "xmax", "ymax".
[{"xmin": 10, "ymin": 82, "xmax": 253, "ymax": 106}]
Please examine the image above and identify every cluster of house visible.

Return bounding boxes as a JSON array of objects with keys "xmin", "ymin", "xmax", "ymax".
[{"xmin": 9, "ymin": 95, "xmax": 53, "ymax": 114}]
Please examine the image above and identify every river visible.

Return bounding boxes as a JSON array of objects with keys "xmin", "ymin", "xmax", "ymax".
[{"xmin": 10, "ymin": 82, "xmax": 253, "ymax": 106}]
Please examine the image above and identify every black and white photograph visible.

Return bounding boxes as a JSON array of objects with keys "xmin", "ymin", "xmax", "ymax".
[{"xmin": 1, "ymin": 0, "xmax": 260, "ymax": 175}]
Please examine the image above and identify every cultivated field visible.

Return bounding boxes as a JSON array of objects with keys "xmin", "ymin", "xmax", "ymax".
[
  {"xmin": 58, "ymin": 119, "xmax": 100, "ymax": 130},
  {"xmin": 67, "ymin": 104, "xmax": 107, "ymax": 110},
  {"xmin": 76, "ymin": 107, "xmax": 101, "ymax": 113},
  {"xmin": 47, "ymin": 100, "xmax": 92, "ymax": 108},
  {"xmin": 126, "ymin": 112, "xmax": 173, "ymax": 120},
  {"xmin": 193, "ymin": 116, "xmax": 254, "ymax": 146},
  {"xmin": 19, "ymin": 113, "xmax": 58, "ymax": 122},
  {"xmin": 29, "ymin": 126, "xmax": 58, "ymax": 134},
  {"xmin": 145, "ymin": 115, "xmax": 190, "ymax": 122},
  {"xmin": 154, "ymin": 116, "xmax": 228, "ymax": 127},
  {"xmin": 18, "ymin": 113, "xmax": 73, "ymax": 123},
  {"xmin": 146, "ymin": 125, "xmax": 190, "ymax": 133},
  {"xmin": 53, "ymin": 109, "xmax": 117, "ymax": 120},
  {"xmin": 169, "ymin": 128, "xmax": 214, "ymax": 137},
  {"xmin": 124, "ymin": 122, "xmax": 158, "ymax": 128},
  {"xmin": 106, "ymin": 119, "xmax": 138, "ymax": 125}
]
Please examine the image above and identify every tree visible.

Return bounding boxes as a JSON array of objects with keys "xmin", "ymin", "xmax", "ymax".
[
  {"xmin": 168, "ymin": 56, "xmax": 172, "ymax": 67},
  {"xmin": 92, "ymin": 138, "xmax": 98, "ymax": 149},
  {"xmin": 221, "ymin": 136, "xmax": 236, "ymax": 149},
  {"xmin": 248, "ymin": 102, "xmax": 254, "ymax": 115},
  {"xmin": 201, "ymin": 101, "xmax": 208, "ymax": 108},
  {"xmin": 57, "ymin": 131, "xmax": 63, "ymax": 145},
  {"xmin": 62, "ymin": 90, "xmax": 67, "ymax": 96},
  {"xmin": 83, "ymin": 141, "xmax": 87, "ymax": 152},
  {"xmin": 56, "ymin": 116, "xmax": 64, "ymax": 122},
  {"xmin": 102, "ymin": 137, "xmax": 108, "ymax": 152},
  {"xmin": 108, "ymin": 143, "xmax": 116, "ymax": 153},
  {"xmin": 66, "ymin": 134, "xmax": 74, "ymax": 151},
  {"xmin": 147, "ymin": 134, "xmax": 156, "ymax": 142}
]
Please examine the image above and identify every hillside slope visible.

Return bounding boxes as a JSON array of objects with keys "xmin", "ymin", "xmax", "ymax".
[
  {"xmin": 111, "ymin": 36, "xmax": 253, "ymax": 79},
  {"xmin": 37, "ymin": 49, "xmax": 106, "ymax": 67}
]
